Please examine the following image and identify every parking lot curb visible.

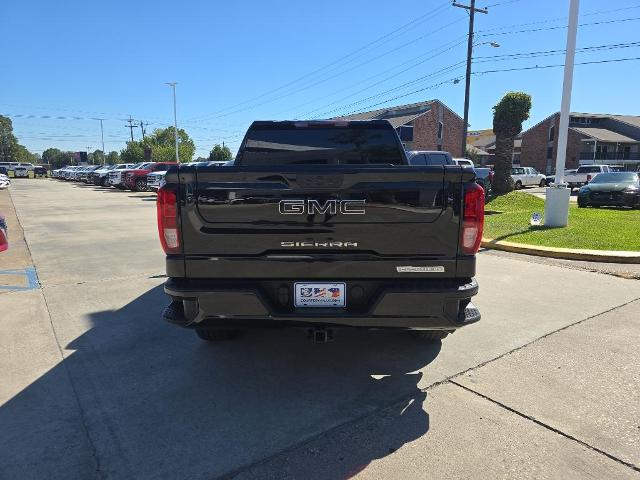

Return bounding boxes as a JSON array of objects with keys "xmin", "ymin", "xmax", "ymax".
[{"xmin": 481, "ymin": 238, "xmax": 640, "ymax": 264}]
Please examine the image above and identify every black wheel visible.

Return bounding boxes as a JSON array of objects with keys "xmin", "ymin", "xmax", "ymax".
[
  {"xmin": 195, "ymin": 327, "xmax": 241, "ymax": 342},
  {"xmin": 515, "ymin": 180, "xmax": 522, "ymax": 190},
  {"xmin": 100, "ymin": 176, "xmax": 109, "ymax": 187},
  {"xmin": 116, "ymin": 184, "xmax": 126, "ymax": 190},
  {"xmin": 539, "ymin": 179, "xmax": 546, "ymax": 187},
  {"xmin": 135, "ymin": 178, "xmax": 147, "ymax": 192},
  {"xmin": 414, "ymin": 330, "xmax": 451, "ymax": 341},
  {"xmin": 578, "ymin": 202, "xmax": 587, "ymax": 208}
]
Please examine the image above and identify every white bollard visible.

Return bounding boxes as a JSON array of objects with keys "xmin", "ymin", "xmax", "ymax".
[{"xmin": 544, "ymin": 186, "xmax": 571, "ymax": 227}]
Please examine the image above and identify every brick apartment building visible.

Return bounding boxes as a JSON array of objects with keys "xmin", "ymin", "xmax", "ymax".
[
  {"xmin": 336, "ymin": 100, "xmax": 465, "ymax": 157},
  {"xmin": 520, "ymin": 112, "xmax": 640, "ymax": 174}
]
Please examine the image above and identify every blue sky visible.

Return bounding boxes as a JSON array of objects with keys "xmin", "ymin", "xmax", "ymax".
[{"xmin": 2, "ymin": 0, "xmax": 640, "ymax": 158}]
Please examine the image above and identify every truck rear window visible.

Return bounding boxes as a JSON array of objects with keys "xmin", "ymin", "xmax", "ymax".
[{"xmin": 238, "ymin": 125, "xmax": 405, "ymax": 166}]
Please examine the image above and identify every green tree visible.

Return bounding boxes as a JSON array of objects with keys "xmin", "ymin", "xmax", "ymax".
[
  {"xmin": 0, "ymin": 115, "xmax": 19, "ymax": 162},
  {"xmin": 120, "ymin": 126, "xmax": 195, "ymax": 163},
  {"xmin": 89, "ymin": 149, "xmax": 104, "ymax": 164},
  {"xmin": 42, "ymin": 148, "xmax": 75, "ymax": 168},
  {"xmin": 14, "ymin": 144, "xmax": 39, "ymax": 163},
  {"xmin": 42, "ymin": 148, "xmax": 63, "ymax": 165},
  {"xmin": 209, "ymin": 144, "xmax": 232, "ymax": 162},
  {"xmin": 492, "ymin": 92, "xmax": 532, "ymax": 195},
  {"xmin": 106, "ymin": 151, "xmax": 120, "ymax": 164}
]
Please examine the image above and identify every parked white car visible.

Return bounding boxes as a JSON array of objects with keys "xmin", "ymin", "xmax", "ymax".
[
  {"xmin": 146, "ymin": 171, "xmax": 167, "ymax": 191},
  {"xmin": 564, "ymin": 165, "xmax": 612, "ymax": 189},
  {"xmin": 14, "ymin": 166, "xmax": 29, "ymax": 178},
  {"xmin": 452, "ymin": 158, "xmax": 475, "ymax": 167},
  {"xmin": 107, "ymin": 164, "xmax": 138, "ymax": 188},
  {"xmin": 511, "ymin": 167, "xmax": 547, "ymax": 189},
  {"xmin": 0, "ymin": 174, "xmax": 10, "ymax": 189}
]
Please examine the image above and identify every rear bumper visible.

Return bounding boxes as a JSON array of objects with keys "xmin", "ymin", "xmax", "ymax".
[{"xmin": 163, "ymin": 277, "xmax": 480, "ymax": 330}]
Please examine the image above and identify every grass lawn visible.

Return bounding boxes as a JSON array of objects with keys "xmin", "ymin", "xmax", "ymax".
[{"xmin": 484, "ymin": 192, "xmax": 640, "ymax": 251}]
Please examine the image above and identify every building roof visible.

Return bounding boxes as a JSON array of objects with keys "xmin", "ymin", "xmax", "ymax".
[
  {"xmin": 335, "ymin": 99, "xmax": 462, "ymax": 129},
  {"xmin": 570, "ymin": 127, "xmax": 637, "ymax": 143},
  {"xmin": 569, "ymin": 112, "xmax": 640, "ymax": 129},
  {"xmin": 523, "ymin": 111, "xmax": 640, "ymax": 137},
  {"xmin": 466, "ymin": 144, "xmax": 492, "ymax": 156}
]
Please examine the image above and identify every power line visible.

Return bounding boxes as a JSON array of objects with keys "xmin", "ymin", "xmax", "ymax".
[
  {"xmin": 473, "ymin": 41, "xmax": 640, "ymax": 61},
  {"xmin": 294, "ymin": 37, "xmax": 469, "ymax": 119},
  {"xmin": 477, "ymin": 3, "xmax": 640, "ymax": 33},
  {"xmin": 482, "ymin": 0, "xmax": 524, "ymax": 8},
  {"xmin": 192, "ymin": 12, "xmax": 640, "ymax": 126},
  {"xmin": 190, "ymin": 15, "xmax": 467, "ymax": 123},
  {"xmin": 314, "ymin": 54, "xmax": 640, "ymax": 121},
  {"xmin": 187, "ymin": 1, "xmax": 453, "ymax": 122},
  {"xmin": 477, "ymin": 16, "xmax": 640, "ymax": 37},
  {"xmin": 310, "ymin": 62, "xmax": 466, "ymax": 119},
  {"xmin": 472, "ymin": 55, "xmax": 640, "ymax": 75}
]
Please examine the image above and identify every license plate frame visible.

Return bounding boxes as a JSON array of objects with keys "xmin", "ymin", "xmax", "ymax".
[{"xmin": 294, "ymin": 282, "xmax": 346, "ymax": 308}]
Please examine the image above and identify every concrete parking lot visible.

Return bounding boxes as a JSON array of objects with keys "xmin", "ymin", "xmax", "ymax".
[{"xmin": 1, "ymin": 179, "xmax": 639, "ymax": 479}]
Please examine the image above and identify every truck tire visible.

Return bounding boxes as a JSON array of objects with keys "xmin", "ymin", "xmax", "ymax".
[
  {"xmin": 515, "ymin": 180, "xmax": 522, "ymax": 190},
  {"xmin": 195, "ymin": 327, "xmax": 241, "ymax": 341},
  {"xmin": 539, "ymin": 179, "xmax": 546, "ymax": 187},
  {"xmin": 414, "ymin": 330, "xmax": 451, "ymax": 341},
  {"xmin": 135, "ymin": 178, "xmax": 147, "ymax": 192},
  {"xmin": 100, "ymin": 176, "xmax": 109, "ymax": 187}
]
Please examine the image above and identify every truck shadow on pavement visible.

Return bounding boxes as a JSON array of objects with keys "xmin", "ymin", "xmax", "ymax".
[{"xmin": 1, "ymin": 285, "xmax": 440, "ymax": 480}]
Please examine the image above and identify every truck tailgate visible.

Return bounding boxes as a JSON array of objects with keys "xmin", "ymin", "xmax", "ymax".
[{"xmin": 176, "ymin": 165, "xmax": 472, "ymax": 277}]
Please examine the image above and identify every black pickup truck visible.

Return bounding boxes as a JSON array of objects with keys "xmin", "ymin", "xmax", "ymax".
[{"xmin": 159, "ymin": 120, "xmax": 483, "ymax": 342}]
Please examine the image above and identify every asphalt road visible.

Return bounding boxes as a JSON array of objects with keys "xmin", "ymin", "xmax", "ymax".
[{"xmin": 1, "ymin": 179, "xmax": 639, "ymax": 480}]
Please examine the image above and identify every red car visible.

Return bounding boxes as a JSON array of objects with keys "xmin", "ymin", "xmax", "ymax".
[
  {"xmin": 0, "ymin": 214, "xmax": 8, "ymax": 252},
  {"xmin": 123, "ymin": 162, "xmax": 177, "ymax": 191}
]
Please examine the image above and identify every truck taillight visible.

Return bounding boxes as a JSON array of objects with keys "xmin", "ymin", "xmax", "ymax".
[
  {"xmin": 586, "ymin": 174, "xmax": 592, "ymax": 182},
  {"xmin": 157, "ymin": 186, "xmax": 180, "ymax": 254},
  {"xmin": 461, "ymin": 183, "xmax": 485, "ymax": 255}
]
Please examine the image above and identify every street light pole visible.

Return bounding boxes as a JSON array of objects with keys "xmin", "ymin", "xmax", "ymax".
[
  {"xmin": 544, "ymin": 0, "xmax": 579, "ymax": 227},
  {"xmin": 166, "ymin": 82, "xmax": 179, "ymax": 163},
  {"xmin": 97, "ymin": 118, "xmax": 106, "ymax": 163}
]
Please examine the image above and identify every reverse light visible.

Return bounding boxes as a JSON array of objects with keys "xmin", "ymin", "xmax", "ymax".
[
  {"xmin": 460, "ymin": 183, "xmax": 485, "ymax": 255},
  {"xmin": 157, "ymin": 186, "xmax": 180, "ymax": 254},
  {"xmin": 586, "ymin": 174, "xmax": 592, "ymax": 183}
]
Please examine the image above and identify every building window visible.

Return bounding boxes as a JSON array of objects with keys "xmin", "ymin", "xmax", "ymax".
[
  {"xmin": 397, "ymin": 126, "xmax": 413, "ymax": 142},
  {"xmin": 547, "ymin": 146, "xmax": 553, "ymax": 160},
  {"xmin": 437, "ymin": 121, "xmax": 443, "ymax": 140},
  {"xmin": 548, "ymin": 125, "xmax": 555, "ymax": 142}
]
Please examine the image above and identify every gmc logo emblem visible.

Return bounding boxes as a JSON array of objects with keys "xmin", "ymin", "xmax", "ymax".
[{"xmin": 279, "ymin": 199, "xmax": 366, "ymax": 215}]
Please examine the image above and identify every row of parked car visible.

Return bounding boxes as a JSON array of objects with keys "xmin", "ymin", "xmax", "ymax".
[{"xmin": 51, "ymin": 161, "xmax": 229, "ymax": 191}]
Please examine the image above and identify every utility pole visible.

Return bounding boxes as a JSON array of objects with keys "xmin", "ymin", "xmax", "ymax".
[
  {"xmin": 87, "ymin": 146, "xmax": 92, "ymax": 165},
  {"xmin": 125, "ymin": 115, "xmax": 138, "ymax": 142},
  {"xmin": 165, "ymin": 82, "xmax": 179, "ymax": 163},
  {"xmin": 453, "ymin": 0, "xmax": 488, "ymax": 157},
  {"xmin": 544, "ymin": 0, "xmax": 580, "ymax": 227},
  {"xmin": 139, "ymin": 120, "xmax": 149, "ymax": 140}
]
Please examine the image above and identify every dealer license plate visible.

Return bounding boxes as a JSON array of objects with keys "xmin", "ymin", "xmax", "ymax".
[{"xmin": 294, "ymin": 282, "xmax": 346, "ymax": 307}]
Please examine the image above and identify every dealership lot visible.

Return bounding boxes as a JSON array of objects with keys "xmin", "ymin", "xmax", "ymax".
[{"xmin": 1, "ymin": 180, "xmax": 639, "ymax": 479}]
